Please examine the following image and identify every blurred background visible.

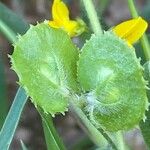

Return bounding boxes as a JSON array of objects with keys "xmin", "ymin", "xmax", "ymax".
[{"xmin": 0, "ymin": 0, "xmax": 150, "ymax": 149}]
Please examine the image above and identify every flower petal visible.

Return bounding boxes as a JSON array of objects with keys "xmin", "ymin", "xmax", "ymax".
[
  {"xmin": 63, "ymin": 20, "xmax": 79, "ymax": 37},
  {"xmin": 49, "ymin": 0, "xmax": 86, "ymax": 37},
  {"xmin": 48, "ymin": 21, "xmax": 60, "ymax": 28},
  {"xmin": 113, "ymin": 17, "xmax": 148, "ymax": 44},
  {"xmin": 52, "ymin": 0, "xmax": 69, "ymax": 22}
]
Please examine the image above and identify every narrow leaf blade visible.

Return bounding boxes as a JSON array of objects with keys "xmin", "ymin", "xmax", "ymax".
[
  {"xmin": 0, "ymin": 53, "xmax": 7, "ymax": 129},
  {"xmin": 0, "ymin": 87, "xmax": 28, "ymax": 150},
  {"xmin": 20, "ymin": 140, "xmax": 29, "ymax": 150},
  {"xmin": 0, "ymin": 2, "xmax": 29, "ymax": 34},
  {"xmin": 38, "ymin": 108, "xmax": 66, "ymax": 150}
]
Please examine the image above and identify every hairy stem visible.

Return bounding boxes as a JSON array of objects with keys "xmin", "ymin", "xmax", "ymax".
[
  {"xmin": 70, "ymin": 98, "xmax": 118, "ymax": 150},
  {"xmin": 116, "ymin": 131, "xmax": 126, "ymax": 150},
  {"xmin": 81, "ymin": 0, "xmax": 103, "ymax": 35}
]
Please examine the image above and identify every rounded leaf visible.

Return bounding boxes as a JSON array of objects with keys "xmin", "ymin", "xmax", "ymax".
[
  {"xmin": 11, "ymin": 23, "xmax": 79, "ymax": 115},
  {"xmin": 78, "ymin": 32, "xmax": 148, "ymax": 131}
]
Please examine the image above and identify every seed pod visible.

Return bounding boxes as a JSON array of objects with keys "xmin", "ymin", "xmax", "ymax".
[{"xmin": 78, "ymin": 31, "xmax": 148, "ymax": 131}]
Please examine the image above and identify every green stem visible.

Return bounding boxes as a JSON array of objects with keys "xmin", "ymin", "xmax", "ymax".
[
  {"xmin": 0, "ymin": 19, "xmax": 17, "ymax": 43},
  {"xmin": 127, "ymin": 0, "xmax": 150, "ymax": 61},
  {"xmin": 140, "ymin": 35, "xmax": 150, "ymax": 61},
  {"xmin": 115, "ymin": 131, "xmax": 126, "ymax": 150},
  {"xmin": 127, "ymin": 0, "xmax": 138, "ymax": 18},
  {"xmin": 82, "ymin": 0, "xmax": 103, "ymax": 35},
  {"xmin": 20, "ymin": 140, "xmax": 28, "ymax": 150},
  {"xmin": 70, "ymin": 100, "xmax": 118, "ymax": 150}
]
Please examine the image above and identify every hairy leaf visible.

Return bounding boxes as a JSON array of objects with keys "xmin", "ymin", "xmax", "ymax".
[
  {"xmin": 11, "ymin": 23, "xmax": 79, "ymax": 115},
  {"xmin": 140, "ymin": 61, "xmax": 150, "ymax": 148},
  {"xmin": 78, "ymin": 31, "xmax": 148, "ymax": 131}
]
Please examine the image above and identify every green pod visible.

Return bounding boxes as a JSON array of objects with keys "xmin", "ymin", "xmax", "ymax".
[
  {"xmin": 78, "ymin": 31, "xmax": 148, "ymax": 131},
  {"xmin": 11, "ymin": 23, "xmax": 79, "ymax": 115}
]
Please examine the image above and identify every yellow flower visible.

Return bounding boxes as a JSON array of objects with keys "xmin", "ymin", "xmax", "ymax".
[
  {"xmin": 49, "ymin": 0, "xmax": 86, "ymax": 37},
  {"xmin": 113, "ymin": 17, "xmax": 148, "ymax": 45}
]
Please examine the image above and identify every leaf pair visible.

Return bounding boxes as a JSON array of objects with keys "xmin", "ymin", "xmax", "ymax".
[{"xmin": 11, "ymin": 22, "xmax": 148, "ymax": 131}]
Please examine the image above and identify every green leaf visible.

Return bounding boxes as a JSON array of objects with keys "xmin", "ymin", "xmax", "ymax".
[
  {"xmin": 140, "ymin": 61, "xmax": 150, "ymax": 148},
  {"xmin": 0, "ymin": 87, "xmax": 28, "ymax": 150},
  {"xmin": 0, "ymin": 19, "xmax": 17, "ymax": 43},
  {"xmin": 0, "ymin": 53, "xmax": 8, "ymax": 129},
  {"xmin": 77, "ymin": 31, "xmax": 148, "ymax": 131},
  {"xmin": 38, "ymin": 108, "xmax": 66, "ymax": 150},
  {"xmin": 0, "ymin": 2, "xmax": 29, "ymax": 35},
  {"xmin": 0, "ymin": 9, "xmax": 67, "ymax": 149},
  {"xmin": 11, "ymin": 22, "xmax": 79, "ymax": 115}
]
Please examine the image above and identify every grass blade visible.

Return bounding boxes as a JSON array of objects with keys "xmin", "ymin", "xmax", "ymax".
[
  {"xmin": 38, "ymin": 108, "xmax": 66, "ymax": 150},
  {"xmin": 0, "ymin": 2, "xmax": 29, "ymax": 34},
  {"xmin": 0, "ymin": 3, "xmax": 29, "ymax": 150},
  {"xmin": 0, "ymin": 54, "xmax": 7, "ymax": 129},
  {"xmin": 0, "ymin": 87, "xmax": 28, "ymax": 150},
  {"xmin": 20, "ymin": 140, "xmax": 29, "ymax": 150},
  {"xmin": 0, "ymin": 19, "xmax": 17, "ymax": 43}
]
